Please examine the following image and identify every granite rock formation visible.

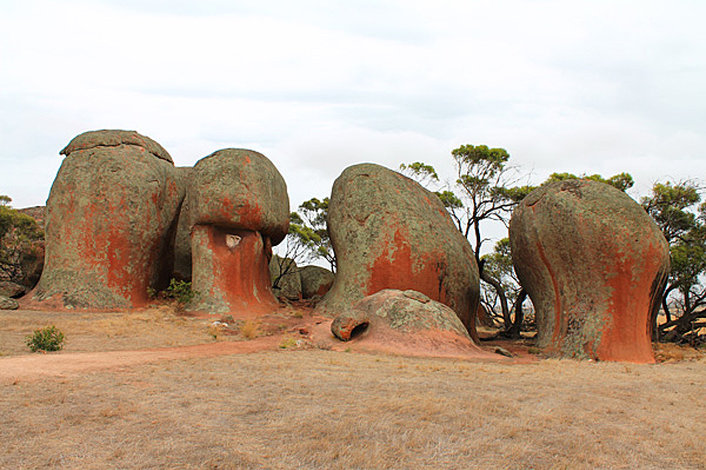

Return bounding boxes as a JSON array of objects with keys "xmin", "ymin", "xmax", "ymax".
[
  {"xmin": 509, "ymin": 179, "xmax": 669, "ymax": 362},
  {"xmin": 188, "ymin": 149, "xmax": 289, "ymax": 313},
  {"xmin": 317, "ymin": 163, "xmax": 480, "ymax": 340},
  {"xmin": 34, "ymin": 130, "xmax": 182, "ymax": 308}
]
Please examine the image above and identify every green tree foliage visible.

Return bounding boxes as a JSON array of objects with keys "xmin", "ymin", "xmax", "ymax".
[
  {"xmin": 641, "ymin": 181, "xmax": 706, "ymax": 344},
  {"xmin": 297, "ymin": 197, "xmax": 335, "ymax": 272},
  {"xmin": 545, "ymin": 172, "xmax": 634, "ymax": 192},
  {"xmin": 274, "ymin": 198, "xmax": 335, "ymax": 287}
]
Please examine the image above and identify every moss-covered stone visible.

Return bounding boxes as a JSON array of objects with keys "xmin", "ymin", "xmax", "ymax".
[{"xmin": 299, "ymin": 265, "xmax": 334, "ymax": 299}]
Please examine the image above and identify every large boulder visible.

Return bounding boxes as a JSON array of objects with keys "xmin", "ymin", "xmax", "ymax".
[
  {"xmin": 299, "ymin": 265, "xmax": 334, "ymax": 299},
  {"xmin": 316, "ymin": 163, "xmax": 479, "ymax": 340},
  {"xmin": 188, "ymin": 149, "xmax": 289, "ymax": 313},
  {"xmin": 33, "ymin": 130, "xmax": 183, "ymax": 308},
  {"xmin": 509, "ymin": 179, "xmax": 670, "ymax": 362}
]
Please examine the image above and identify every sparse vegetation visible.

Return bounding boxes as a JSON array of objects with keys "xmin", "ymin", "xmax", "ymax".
[
  {"xmin": 239, "ymin": 319, "xmax": 260, "ymax": 339},
  {"xmin": 25, "ymin": 325, "xmax": 65, "ymax": 352},
  {"xmin": 148, "ymin": 279, "xmax": 198, "ymax": 308}
]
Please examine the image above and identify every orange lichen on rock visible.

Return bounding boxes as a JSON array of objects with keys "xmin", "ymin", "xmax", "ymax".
[
  {"xmin": 33, "ymin": 130, "xmax": 182, "ymax": 309},
  {"xmin": 509, "ymin": 180, "xmax": 669, "ymax": 363},
  {"xmin": 317, "ymin": 164, "xmax": 479, "ymax": 340},
  {"xmin": 187, "ymin": 149, "xmax": 289, "ymax": 314},
  {"xmin": 190, "ymin": 226, "xmax": 277, "ymax": 313}
]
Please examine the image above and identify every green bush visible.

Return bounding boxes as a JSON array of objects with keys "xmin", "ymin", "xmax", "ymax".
[
  {"xmin": 25, "ymin": 326, "xmax": 65, "ymax": 352},
  {"xmin": 163, "ymin": 279, "xmax": 197, "ymax": 305}
]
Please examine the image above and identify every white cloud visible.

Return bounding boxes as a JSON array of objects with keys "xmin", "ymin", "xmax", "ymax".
[{"xmin": 1, "ymin": 0, "xmax": 705, "ymax": 221}]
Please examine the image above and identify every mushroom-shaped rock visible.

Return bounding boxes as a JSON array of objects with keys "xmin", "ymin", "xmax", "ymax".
[
  {"xmin": 330, "ymin": 289, "xmax": 485, "ymax": 358},
  {"xmin": 34, "ymin": 130, "xmax": 182, "ymax": 308},
  {"xmin": 188, "ymin": 149, "xmax": 289, "ymax": 313},
  {"xmin": 509, "ymin": 179, "xmax": 670, "ymax": 362},
  {"xmin": 299, "ymin": 265, "xmax": 335, "ymax": 299},
  {"xmin": 317, "ymin": 163, "xmax": 480, "ymax": 340}
]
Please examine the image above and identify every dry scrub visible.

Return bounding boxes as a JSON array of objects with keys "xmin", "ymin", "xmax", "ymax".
[{"xmin": 2, "ymin": 349, "xmax": 705, "ymax": 469}]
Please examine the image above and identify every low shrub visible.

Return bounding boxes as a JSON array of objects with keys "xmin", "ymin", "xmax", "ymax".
[
  {"xmin": 25, "ymin": 325, "xmax": 65, "ymax": 352},
  {"xmin": 164, "ymin": 279, "xmax": 197, "ymax": 305}
]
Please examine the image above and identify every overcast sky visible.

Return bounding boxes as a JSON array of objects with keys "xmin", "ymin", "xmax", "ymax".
[{"xmin": 2, "ymin": 0, "xmax": 705, "ymax": 219}]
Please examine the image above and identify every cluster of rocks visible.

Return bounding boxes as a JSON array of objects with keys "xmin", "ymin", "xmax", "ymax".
[
  {"xmin": 8, "ymin": 128, "xmax": 672, "ymax": 363},
  {"xmin": 268, "ymin": 256, "xmax": 335, "ymax": 301}
]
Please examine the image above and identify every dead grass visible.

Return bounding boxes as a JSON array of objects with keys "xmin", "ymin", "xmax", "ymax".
[
  {"xmin": 1, "ymin": 349, "xmax": 705, "ymax": 469},
  {"xmin": 1, "ymin": 308, "xmax": 705, "ymax": 469},
  {"xmin": 0, "ymin": 306, "xmax": 219, "ymax": 356}
]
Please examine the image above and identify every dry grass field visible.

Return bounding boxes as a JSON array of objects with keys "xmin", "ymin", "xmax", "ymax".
[{"xmin": 1, "ymin": 307, "xmax": 705, "ymax": 469}]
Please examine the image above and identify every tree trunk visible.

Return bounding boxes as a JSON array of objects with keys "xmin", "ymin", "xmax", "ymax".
[{"xmin": 480, "ymin": 270, "xmax": 510, "ymax": 330}]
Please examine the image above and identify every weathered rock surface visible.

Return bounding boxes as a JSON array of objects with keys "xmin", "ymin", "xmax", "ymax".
[
  {"xmin": 332, "ymin": 289, "xmax": 473, "ymax": 340},
  {"xmin": 34, "ymin": 130, "xmax": 182, "ymax": 308},
  {"xmin": 509, "ymin": 179, "xmax": 670, "ymax": 363},
  {"xmin": 172, "ymin": 167, "xmax": 195, "ymax": 281},
  {"xmin": 317, "ymin": 163, "xmax": 480, "ymax": 340},
  {"xmin": 0, "ymin": 295, "xmax": 19, "ymax": 310},
  {"xmin": 299, "ymin": 265, "xmax": 334, "ymax": 299},
  {"xmin": 188, "ymin": 149, "xmax": 289, "ymax": 313},
  {"xmin": 0, "ymin": 281, "xmax": 26, "ymax": 298},
  {"xmin": 269, "ymin": 256, "xmax": 302, "ymax": 301}
]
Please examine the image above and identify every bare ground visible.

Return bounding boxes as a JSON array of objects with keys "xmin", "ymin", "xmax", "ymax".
[{"xmin": 1, "ymin": 307, "xmax": 705, "ymax": 469}]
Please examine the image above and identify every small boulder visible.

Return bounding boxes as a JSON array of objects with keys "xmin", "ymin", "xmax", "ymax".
[
  {"xmin": 299, "ymin": 265, "xmax": 334, "ymax": 299},
  {"xmin": 332, "ymin": 289, "xmax": 472, "ymax": 341},
  {"xmin": 0, "ymin": 295, "xmax": 19, "ymax": 310},
  {"xmin": 509, "ymin": 179, "xmax": 670, "ymax": 363},
  {"xmin": 329, "ymin": 289, "xmax": 487, "ymax": 358},
  {"xmin": 0, "ymin": 281, "xmax": 26, "ymax": 298}
]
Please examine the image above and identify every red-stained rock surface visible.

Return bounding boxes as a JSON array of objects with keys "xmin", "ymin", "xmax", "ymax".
[
  {"xmin": 316, "ymin": 163, "xmax": 480, "ymax": 339},
  {"xmin": 187, "ymin": 149, "xmax": 289, "ymax": 314},
  {"xmin": 509, "ymin": 179, "xmax": 670, "ymax": 363},
  {"xmin": 32, "ymin": 130, "xmax": 182, "ymax": 309},
  {"xmin": 191, "ymin": 226, "xmax": 277, "ymax": 313}
]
